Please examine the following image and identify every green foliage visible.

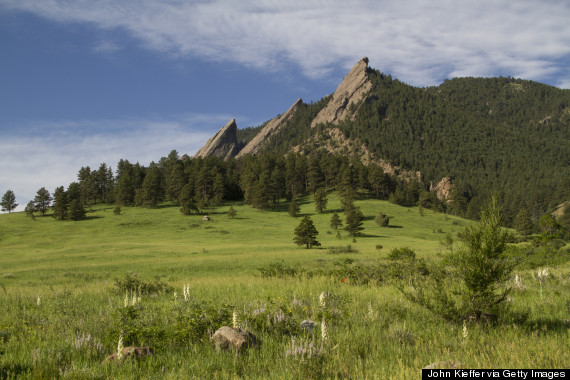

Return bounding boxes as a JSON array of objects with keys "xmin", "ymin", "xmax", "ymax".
[
  {"xmin": 327, "ymin": 245, "xmax": 358, "ymax": 254},
  {"xmin": 388, "ymin": 247, "xmax": 416, "ymax": 261},
  {"xmin": 293, "ymin": 215, "xmax": 320, "ymax": 248},
  {"xmin": 538, "ymin": 214, "xmax": 563, "ymax": 241},
  {"xmin": 288, "ymin": 198, "xmax": 300, "ymax": 217},
  {"xmin": 1, "ymin": 190, "xmax": 18, "ymax": 213},
  {"xmin": 227, "ymin": 206, "xmax": 237, "ymax": 219},
  {"xmin": 329, "ymin": 212, "xmax": 342, "ymax": 229},
  {"xmin": 174, "ymin": 302, "xmax": 232, "ymax": 343},
  {"xmin": 68, "ymin": 199, "xmax": 86, "ymax": 221},
  {"xmin": 314, "ymin": 188, "xmax": 328, "ymax": 213},
  {"xmin": 52, "ymin": 186, "xmax": 68, "ymax": 220},
  {"xmin": 113, "ymin": 206, "xmax": 122, "ymax": 215},
  {"xmin": 33, "ymin": 187, "xmax": 52, "ymax": 216},
  {"xmin": 344, "ymin": 207, "xmax": 364, "ymax": 237},
  {"xmin": 375, "ymin": 212, "xmax": 390, "ymax": 227},
  {"xmin": 113, "ymin": 273, "xmax": 173, "ymax": 295},
  {"xmin": 514, "ymin": 208, "xmax": 534, "ymax": 236}
]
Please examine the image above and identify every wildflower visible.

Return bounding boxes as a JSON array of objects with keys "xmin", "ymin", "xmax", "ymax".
[
  {"xmin": 173, "ymin": 291, "xmax": 178, "ymax": 302},
  {"xmin": 319, "ymin": 292, "xmax": 326, "ymax": 308},
  {"xmin": 117, "ymin": 332, "xmax": 124, "ymax": 360},
  {"xmin": 321, "ymin": 318, "xmax": 328, "ymax": 343},
  {"xmin": 514, "ymin": 273, "xmax": 523, "ymax": 290},
  {"xmin": 232, "ymin": 310, "xmax": 238, "ymax": 329},
  {"xmin": 537, "ymin": 268, "xmax": 549, "ymax": 301},
  {"xmin": 124, "ymin": 294, "xmax": 129, "ymax": 307},
  {"xmin": 36, "ymin": 296, "xmax": 41, "ymax": 306},
  {"xmin": 183, "ymin": 284, "xmax": 190, "ymax": 302},
  {"xmin": 462, "ymin": 321, "xmax": 468, "ymax": 339},
  {"xmin": 342, "ymin": 278, "xmax": 347, "ymax": 283}
]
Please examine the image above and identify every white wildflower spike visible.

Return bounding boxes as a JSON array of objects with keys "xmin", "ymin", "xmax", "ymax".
[
  {"xmin": 321, "ymin": 318, "xmax": 328, "ymax": 343},
  {"xmin": 36, "ymin": 295, "xmax": 41, "ymax": 306},
  {"xmin": 117, "ymin": 332, "xmax": 124, "ymax": 360},
  {"xmin": 514, "ymin": 273, "xmax": 523, "ymax": 290},
  {"xmin": 537, "ymin": 268, "xmax": 549, "ymax": 301},
  {"xmin": 232, "ymin": 310, "xmax": 238, "ymax": 329},
  {"xmin": 319, "ymin": 292, "xmax": 326, "ymax": 308},
  {"xmin": 462, "ymin": 320, "xmax": 468, "ymax": 339},
  {"xmin": 173, "ymin": 291, "xmax": 178, "ymax": 302},
  {"xmin": 183, "ymin": 284, "xmax": 190, "ymax": 302},
  {"xmin": 124, "ymin": 294, "xmax": 129, "ymax": 307}
]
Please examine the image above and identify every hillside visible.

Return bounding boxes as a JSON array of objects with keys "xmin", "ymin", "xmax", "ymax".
[{"xmin": 197, "ymin": 58, "xmax": 570, "ymax": 222}]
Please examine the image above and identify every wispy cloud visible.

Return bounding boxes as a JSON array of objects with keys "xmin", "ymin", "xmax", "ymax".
[
  {"xmin": 1, "ymin": 0, "xmax": 569, "ymax": 87},
  {"xmin": 0, "ymin": 114, "xmax": 229, "ymax": 212}
]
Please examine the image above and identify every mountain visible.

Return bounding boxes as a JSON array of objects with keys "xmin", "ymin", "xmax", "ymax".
[{"xmin": 194, "ymin": 58, "xmax": 570, "ymax": 220}]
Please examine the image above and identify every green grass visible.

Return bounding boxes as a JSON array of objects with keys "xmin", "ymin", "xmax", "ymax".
[{"xmin": 0, "ymin": 195, "xmax": 568, "ymax": 379}]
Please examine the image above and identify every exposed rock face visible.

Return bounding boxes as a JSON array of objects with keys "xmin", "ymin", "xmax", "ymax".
[
  {"xmin": 553, "ymin": 201, "xmax": 569, "ymax": 219},
  {"xmin": 237, "ymin": 98, "xmax": 303, "ymax": 158},
  {"xmin": 430, "ymin": 177, "xmax": 453, "ymax": 201},
  {"xmin": 311, "ymin": 57, "xmax": 372, "ymax": 127},
  {"xmin": 211, "ymin": 326, "xmax": 259, "ymax": 352},
  {"xmin": 194, "ymin": 119, "xmax": 239, "ymax": 160}
]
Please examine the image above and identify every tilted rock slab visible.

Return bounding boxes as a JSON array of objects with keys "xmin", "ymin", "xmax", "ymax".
[
  {"xmin": 311, "ymin": 57, "xmax": 372, "ymax": 127},
  {"xmin": 211, "ymin": 326, "xmax": 259, "ymax": 352},
  {"xmin": 237, "ymin": 98, "xmax": 303, "ymax": 157},
  {"xmin": 194, "ymin": 119, "xmax": 240, "ymax": 160}
]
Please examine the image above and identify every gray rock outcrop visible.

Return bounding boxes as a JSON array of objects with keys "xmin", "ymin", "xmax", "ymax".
[
  {"xmin": 194, "ymin": 119, "xmax": 240, "ymax": 160},
  {"xmin": 211, "ymin": 326, "xmax": 259, "ymax": 352},
  {"xmin": 311, "ymin": 57, "xmax": 372, "ymax": 127},
  {"xmin": 237, "ymin": 98, "xmax": 303, "ymax": 158},
  {"xmin": 430, "ymin": 177, "xmax": 453, "ymax": 201}
]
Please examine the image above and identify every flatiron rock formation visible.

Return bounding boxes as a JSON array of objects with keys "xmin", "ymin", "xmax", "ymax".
[
  {"xmin": 193, "ymin": 119, "xmax": 240, "ymax": 160},
  {"xmin": 311, "ymin": 57, "xmax": 372, "ymax": 127},
  {"xmin": 236, "ymin": 98, "xmax": 303, "ymax": 158}
]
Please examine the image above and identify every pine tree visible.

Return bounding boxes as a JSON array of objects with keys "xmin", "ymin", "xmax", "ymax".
[
  {"xmin": 375, "ymin": 212, "xmax": 389, "ymax": 227},
  {"xmin": 513, "ymin": 208, "xmax": 534, "ymax": 236},
  {"xmin": 52, "ymin": 186, "xmax": 68, "ymax": 220},
  {"xmin": 314, "ymin": 188, "xmax": 328, "ymax": 214},
  {"xmin": 179, "ymin": 184, "xmax": 199, "ymax": 215},
  {"xmin": 33, "ymin": 187, "xmax": 52, "ymax": 216},
  {"xmin": 345, "ymin": 207, "xmax": 364, "ymax": 237},
  {"xmin": 289, "ymin": 198, "xmax": 300, "ymax": 217},
  {"xmin": 330, "ymin": 212, "xmax": 342, "ymax": 230},
  {"xmin": 227, "ymin": 206, "xmax": 237, "ymax": 219},
  {"xmin": 1, "ymin": 190, "xmax": 18, "ymax": 213},
  {"xmin": 294, "ymin": 216, "xmax": 321, "ymax": 249},
  {"xmin": 68, "ymin": 199, "xmax": 86, "ymax": 220}
]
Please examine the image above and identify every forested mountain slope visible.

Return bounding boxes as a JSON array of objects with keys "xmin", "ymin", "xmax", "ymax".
[{"xmin": 200, "ymin": 58, "xmax": 570, "ymax": 221}]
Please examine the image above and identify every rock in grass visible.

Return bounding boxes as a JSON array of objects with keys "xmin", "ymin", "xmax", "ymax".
[
  {"xmin": 211, "ymin": 326, "xmax": 259, "ymax": 352},
  {"xmin": 104, "ymin": 346, "xmax": 153, "ymax": 364},
  {"xmin": 423, "ymin": 360, "xmax": 464, "ymax": 369},
  {"xmin": 300, "ymin": 319, "xmax": 317, "ymax": 333}
]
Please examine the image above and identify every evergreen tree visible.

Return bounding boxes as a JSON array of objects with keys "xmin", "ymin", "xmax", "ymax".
[
  {"xmin": 52, "ymin": 186, "xmax": 68, "ymax": 220},
  {"xmin": 448, "ymin": 197, "xmax": 517, "ymax": 319},
  {"xmin": 294, "ymin": 215, "xmax": 321, "ymax": 249},
  {"xmin": 179, "ymin": 184, "xmax": 199, "ymax": 215},
  {"xmin": 314, "ymin": 188, "xmax": 328, "ymax": 214},
  {"xmin": 33, "ymin": 187, "xmax": 52, "ymax": 216},
  {"xmin": 345, "ymin": 207, "xmax": 364, "ymax": 237},
  {"xmin": 1, "ymin": 190, "xmax": 18, "ymax": 213},
  {"xmin": 513, "ymin": 208, "xmax": 534, "ymax": 236},
  {"xmin": 538, "ymin": 214, "xmax": 562, "ymax": 241},
  {"xmin": 227, "ymin": 206, "xmax": 237, "ymax": 219},
  {"xmin": 68, "ymin": 199, "xmax": 86, "ymax": 220},
  {"xmin": 330, "ymin": 212, "xmax": 342, "ymax": 230},
  {"xmin": 135, "ymin": 163, "xmax": 163, "ymax": 207},
  {"xmin": 25, "ymin": 200, "xmax": 36, "ymax": 218},
  {"xmin": 288, "ymin": 198, "xmax": 300, "ymax": 217}
]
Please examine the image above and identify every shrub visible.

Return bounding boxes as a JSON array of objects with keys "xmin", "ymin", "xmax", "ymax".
[
  {"xmin": 388, "ymin": 247, "xmax": 416, "ymax": 261},
  {"xmin": 375, "ymin": 212, "xmax": 390, "ymax": 227},
  {"xmin": 113, "ymin": 273, "xmax": 173, "ymax": 295}
]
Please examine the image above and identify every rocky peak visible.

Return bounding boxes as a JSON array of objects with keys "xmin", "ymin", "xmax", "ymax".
[
  {"xmin": 311, "ymin": 57, "xmax": 372, "ymax": 127},
  {"xmin": 236, "ymin": 98, "xmax": 303, "ymax": 158},
  {"xmin": 430, "ymin": 177, "xmax": 453, "ymax": 201},
  {"xmin": 193, "ymin": 119, "xmax": 239, "ymax": 160}
]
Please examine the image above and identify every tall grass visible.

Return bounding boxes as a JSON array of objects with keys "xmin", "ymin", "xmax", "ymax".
[{"xmin": 0, "ymin": 197, "xmax": 568, "ymax": 378}]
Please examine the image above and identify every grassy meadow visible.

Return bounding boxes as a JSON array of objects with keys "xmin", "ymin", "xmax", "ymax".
[{"xmin": 0, "ymin": 194, "xmax": 568, "ymax": 379}]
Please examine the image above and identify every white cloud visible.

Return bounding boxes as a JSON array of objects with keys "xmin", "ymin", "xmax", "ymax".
[
  {"xmin": 0, "ymin": 114, "xmax": 229, "ymax": 212},
  {"xmin": 1, "ymin": 0, "xmax": 569, "ymax": 86}
]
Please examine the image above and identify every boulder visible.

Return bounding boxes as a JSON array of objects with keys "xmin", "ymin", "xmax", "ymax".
[
  {"xmin": 211, "ymin": 326, "xmax": 259, "ymax": 352},
  {"xmin": 300, "ymin": 319, "xmax": 317, "ymax": 333},
  {"xmin": 103, "ymin": 346, "xmax": 153, "ymax": 364}
]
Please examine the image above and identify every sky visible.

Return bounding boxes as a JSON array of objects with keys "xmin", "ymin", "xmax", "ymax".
[{"xmin": 1, "ymin": 0, "xmax": 569, "ymax": 212}]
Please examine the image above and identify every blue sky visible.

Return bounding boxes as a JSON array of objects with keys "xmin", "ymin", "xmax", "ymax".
[{"xmin": 1, "ymin": 0, "xmax": 569, "ymax": 211}]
